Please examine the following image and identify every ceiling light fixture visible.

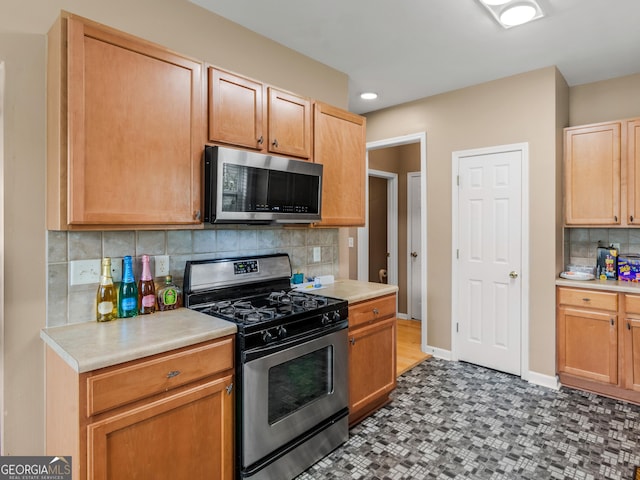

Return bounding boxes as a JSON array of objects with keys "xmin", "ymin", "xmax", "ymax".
[
  {"xmin": 360, "ymin": 92, "xmax": 378, "ymax": 100},
  {"xmin": 477, "ymin": 0, "xmax": 544, "ymax": 29}
]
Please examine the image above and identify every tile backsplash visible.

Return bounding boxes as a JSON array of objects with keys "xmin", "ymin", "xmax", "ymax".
[
  {"xmin": 564, "ymin": 227, "xmax": 640, "ymax": 269},
  {"xmin": 47, "ymin": 226, "xmax": 339, "ymax": 326}
]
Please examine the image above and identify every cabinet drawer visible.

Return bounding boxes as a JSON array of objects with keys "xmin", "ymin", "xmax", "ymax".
[
  {"xmin": 557, "ymin": 287, "xmax": 618, "ymax": 311},
  {"xmin": 349, "ymin": 294, "xmax": 396, "ymax": 328},
  {"xmin": 625, "ymin": 294, "xmax": 640, "ymax": 315},
  {"xmin": 86, "ymin": 337, "xmax": 234, "ymax": 417}
]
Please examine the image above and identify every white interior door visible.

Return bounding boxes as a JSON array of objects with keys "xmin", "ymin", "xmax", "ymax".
[
  {"xmin": 408, "ymin": 172, "xmax": 421, "ymax": 320},
  {"xmin": 456, "ymin": 149, "xmax": 522, "ymax": 375}
]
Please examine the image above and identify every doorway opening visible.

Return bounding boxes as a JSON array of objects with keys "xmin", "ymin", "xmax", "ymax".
[{"xmin": 358, "ymin": 133, "xmax": 427, "ymax": 350}]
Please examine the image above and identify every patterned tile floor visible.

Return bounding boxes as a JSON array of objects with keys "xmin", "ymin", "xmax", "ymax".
[{"xmin": 297, "ymin": 358, "xmax": 640, "ymax": 480}]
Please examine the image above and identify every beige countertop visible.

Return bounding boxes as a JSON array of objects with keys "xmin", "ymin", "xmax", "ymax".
[
  {"xmin": 556, "ymin": 277, "xmax": 640, "ymax": 293},
  {"xmin": 303, "ymin": 279, "xmax": 398, "ymax": 303},
  {"xmin": 40, "ymin": 308, "xmax": 237, "ymax": 373}
]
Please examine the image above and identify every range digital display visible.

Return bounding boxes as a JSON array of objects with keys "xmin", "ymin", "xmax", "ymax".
[{"xmin": 233, "ymin": 260, "xmax": 259, "ymax": 275}]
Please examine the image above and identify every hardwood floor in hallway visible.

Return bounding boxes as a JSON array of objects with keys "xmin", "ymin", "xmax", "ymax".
[{"xmin": 396, "ymin": 318, "xmax": 430, "ymax": 376}]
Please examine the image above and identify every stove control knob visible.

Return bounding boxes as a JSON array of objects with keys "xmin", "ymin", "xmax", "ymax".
[
  {"xmin": 321, "ymin": 313, "xmax": 331, "ymax": 325},
  {"xmin": 262, "ymin": 330, "xmax": 275, "ymax": 344},
  {"xmin": 332, "ymin": 311, "xmax": 341, "ymax": 322},
  {"xmin": 277, "ymin": 326, "xmax": 287, "ymax": 339}
]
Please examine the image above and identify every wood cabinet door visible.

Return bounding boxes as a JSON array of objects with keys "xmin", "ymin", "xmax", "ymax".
[
  {"xmin": 348, "ymin": 316, "xmax": 396, "ymax": 421},
  {"xmin": 313, "ymin": 102, "xmax": 366, "ymax": 226},
  {"xmin": 208, "ymin": 68, "xmax": 264, "ymax": 150},
  {"xmin": 267, "ymin": 87, "xmax": 311, "ymax": 159},
  {"xmin": 557, "ymin": 306, "xmax": 618, "ymax": 384},
  {"xmin": 564, "ymin": 122, "xmax": 621, "ymax": 225},
  {"xmin": 623, "ymin": 317, "xmax": 640, "ymax": 392},
  {"xmin": 65, "ymin": 17, "xmax": 203, "ymax": 226},
  {"xmin": 627, "ymin": 119, "xmax": 640, "ymax": 225},
  {"xmin": 87, "ymin": 374, "xmax": 234, "ymax": 480}
]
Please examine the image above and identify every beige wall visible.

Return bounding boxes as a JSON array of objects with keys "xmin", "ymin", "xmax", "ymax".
[
  {"xmin": 569, "ymin": 73, "xmax": 640, "ymax": 126},
  {"xmin": 365, "ymin": 66, "xmax": 564, "ymax": 376},
  {"xmin": 0, "ymin": 0, "xmax": 348, "ymax": 455}
]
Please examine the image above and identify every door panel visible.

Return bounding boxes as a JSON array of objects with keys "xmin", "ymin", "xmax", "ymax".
[
  {"xmin": 457, "ymin": 149, "xmax": 522, "ymax": 375},
  {"xmin": 408, "ymin": 173, "xmax": 422, "ymax": 320}
]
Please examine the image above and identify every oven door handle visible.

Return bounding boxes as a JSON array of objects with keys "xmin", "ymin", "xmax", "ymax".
[{"xmin": 243, "ymin": 320, "xmax": 348, "ymax": 363}]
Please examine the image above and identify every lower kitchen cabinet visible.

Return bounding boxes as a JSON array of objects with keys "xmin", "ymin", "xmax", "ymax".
[
  {"xmin": 348, "ymin": 293, "xmax": 397, "ymax": 425},
  {"xmin": 46, "ymin": 336, "xmax": 235, "ymax": 480},
  {"xmin": 556, "ymin": 286, "xmax": 640, "ymax": 404},
  {"xmin": 622, "ymin": 295, "xmax": 640, "ymax": 393}
]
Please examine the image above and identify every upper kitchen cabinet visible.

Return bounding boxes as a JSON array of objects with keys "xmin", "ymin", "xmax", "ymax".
[
  {"xmin": 313, "ymin": 102, "xmax": 366, "ymax": 227},
  {"xmin": 626, "ymin": 119, "xmax": 640, "ymax": 225},
  {"xmin": 208, "ymin": 68, "xmax": 264, "ymax": 151},
  {"xmin": 47, "ymin": 13, "xmax": 205, "ymax": 230},
  {"xmin": 564, "ymin": 117, "xmax": 640, "ymax": 227},
  {"xmin": 564, "ymin": 121, "xmax": 621, "ymax": 225},
  {"xmin": 208, "ymin": 67, "xmax": 312, "ymax": 160}
]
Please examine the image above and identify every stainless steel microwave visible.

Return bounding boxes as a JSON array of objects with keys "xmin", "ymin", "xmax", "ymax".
[{"xmin": 203, "ymin": 145, "xmax": 323, "ymax": 224}]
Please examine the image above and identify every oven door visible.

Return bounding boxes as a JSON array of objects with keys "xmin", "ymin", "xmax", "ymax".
[{"xmin": 242, "ymin": 326, "xmax": 348, "ymax": 468}]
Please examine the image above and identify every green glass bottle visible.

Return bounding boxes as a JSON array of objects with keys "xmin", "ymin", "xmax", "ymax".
[{"xmin": 118, "ymin": 255, "xmax": 138, "ymax": 318}]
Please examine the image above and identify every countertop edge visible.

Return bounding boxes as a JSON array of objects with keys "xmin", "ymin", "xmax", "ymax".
[{"xmin": 556, "ymin": 277, "xmax": 640, "ymax": 294}]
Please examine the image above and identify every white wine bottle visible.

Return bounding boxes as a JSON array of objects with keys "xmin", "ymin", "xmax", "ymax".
[{"xmin": 96, "ymin": 257, "xmax": 117, "ymax": 322}]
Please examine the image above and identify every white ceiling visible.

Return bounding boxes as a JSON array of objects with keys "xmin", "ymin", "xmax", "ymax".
[{"xmin": 189, "ymin": 0, "xmax": 640, "ymax": 114}]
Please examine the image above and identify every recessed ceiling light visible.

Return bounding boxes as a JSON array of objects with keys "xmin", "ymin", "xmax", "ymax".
[
  {"xmin": 477, "ymin": 0, "xmax": 544, "ymax": 29},
  {"xmin": 360, "ymin": 92, "xmax": 378, "ymax": 100},
  {"xmin": 500, "ymin": 4, "xmax": 537, "ymax": 26}
]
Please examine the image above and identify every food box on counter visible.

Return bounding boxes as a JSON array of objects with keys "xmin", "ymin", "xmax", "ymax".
[
  {"xmin": 596, "ymin": 246, "xmax": 618, "ymax": 280},
  {"xmin": 617, "ymin": 254, "xmax": 640, "ymax": 281}
]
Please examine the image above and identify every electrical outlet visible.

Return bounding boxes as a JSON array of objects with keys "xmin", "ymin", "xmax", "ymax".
[
  {"xmin": 348, "ymin": 237, "xmax": 354, "ymax": 248},
  {"xmin": 110, "ymin": 258, "xmax": 122, "ymax": 283},
  {"xmin": 154, "ymin": 255, "xmax": 170, "ymax": 277},
  {"xmin": 70, "ymin": 259, "xmax": 101, "ymax": 285},
  {"xmin": 313, "ymin": 247, "xmax": 321, "ymax": 262}
]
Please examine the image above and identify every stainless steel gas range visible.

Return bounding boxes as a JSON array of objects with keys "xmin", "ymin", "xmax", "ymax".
[{"xmin": 183, "ymin": 254, "xmax": 349, "ymax": 480}]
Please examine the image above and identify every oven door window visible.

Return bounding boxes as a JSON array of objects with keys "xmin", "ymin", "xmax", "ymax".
[{"xmin": 268, "ymin": 346, "xmax": 332, "ymax": 424}]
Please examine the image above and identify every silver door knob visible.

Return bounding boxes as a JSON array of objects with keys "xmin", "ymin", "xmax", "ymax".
[
  {"xmin": 509, "ymin": 271, "xmax": 519, "ymax": 279},
  {"xmin": 411, "ymin": 252, "xmax": 418, "ymax": 258}
]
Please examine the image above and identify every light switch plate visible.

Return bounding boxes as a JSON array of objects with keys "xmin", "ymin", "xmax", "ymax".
[
  {"xmin": 70, "ymin": 259, "xmax": 101, "ymax": 285},
  {"xmin": 313, "ymin": 247, "xmax": 321, "ymax": 262}
]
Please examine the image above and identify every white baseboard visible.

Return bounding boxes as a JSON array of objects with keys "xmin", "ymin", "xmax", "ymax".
[
  {"xmin": 397, "ymin": 312, "xmax": 409, "ymax": 320},
  {"xmin": 423, "ymin": 345, "xmax": 452, "ymax": 360},
  {"xmin": 527, "ymin": 370, "xmax": 560, "ymax": 390}
]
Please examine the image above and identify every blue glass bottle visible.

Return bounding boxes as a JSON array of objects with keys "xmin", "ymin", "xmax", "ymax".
[{"xmin": 118, "ymin": 255, "xmax": 138, "ymax": 318}]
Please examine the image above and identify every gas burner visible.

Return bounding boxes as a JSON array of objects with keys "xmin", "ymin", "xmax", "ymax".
[
  {"xmin": 237, "ymin": 307, "xmax": 278, "ymax": 323},
  {"xmin": 290, "ymin": 292, "xmax": 328, "ymax": 310}
]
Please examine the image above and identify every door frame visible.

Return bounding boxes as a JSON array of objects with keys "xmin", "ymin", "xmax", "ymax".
[
  {"xmin": 358, "ymin": 169, "xmax": 398, "ymax": 286},
  {"xmin": 407, "ymin": 171, "xmax": 421, "ymax": 320},
  {"xmin": 451, "ymin": 142, "xmax": 530, "ymax": 380},
  {"xmin": 359, "ymin": 132, "xmax": 427, "ymax": 349}
]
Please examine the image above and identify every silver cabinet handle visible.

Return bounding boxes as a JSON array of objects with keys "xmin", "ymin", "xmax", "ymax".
[
  {"xmin": 257, "ymin": 135, "xmax": 263, "ymax": 145},
  {"xmin": 373, "ymin": 308, "xmax": 379, "ymax": 315},
  {"xmin": 166, "ymin": 370, "xmax": 181, "ymax": 379},
  {"xmin": 272, "ymin": 139, "xmax": 279, "ymax": 148},
  {"xmin": 411, "ymin": 252, "xmax": 418, "ymax": 258}
]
